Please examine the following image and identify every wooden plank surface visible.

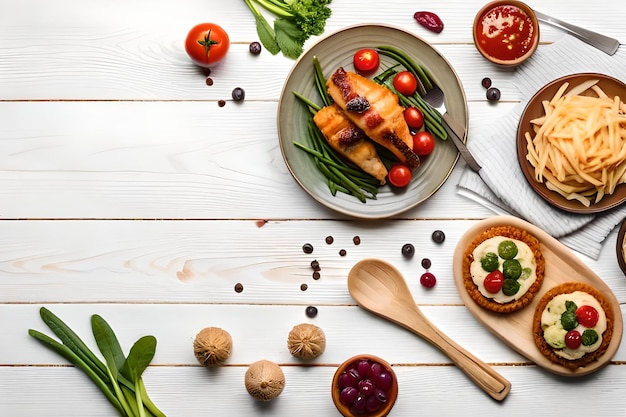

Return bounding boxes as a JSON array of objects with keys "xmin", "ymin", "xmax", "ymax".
[{"xmin": 1, "ymin": 0, "xmax": 625, "ymax": 415}]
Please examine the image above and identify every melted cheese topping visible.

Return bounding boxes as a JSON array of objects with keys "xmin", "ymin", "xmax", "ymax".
[
  {"xmin": 540, "ymin": 291, "xmax": 607, "ymax": 360},
  {"xmin": 470, "ymin": 236, "xmax": 537, "ymax": 303}
]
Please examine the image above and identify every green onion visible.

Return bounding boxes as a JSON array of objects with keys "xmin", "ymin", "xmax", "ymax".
[{"xmin": 28, "ymin": 307, "xmax": 165, "ymax": 417}]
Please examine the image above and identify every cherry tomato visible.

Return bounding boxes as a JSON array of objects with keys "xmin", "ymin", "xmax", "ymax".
[
  {"xmin": 185, "ymin": 23, "xmax": 230, "ymax": 68},
  {"xmin": 388, "ymin": 164, "xmax": 412, "ymax": 188},
  {"xmin": 412, "ymin": 131, "xmax": 435, "ymax": 156},
  {"xmin": 393, "ymin": 71, "xmax": 418, "ymax": 96},
  {"xmin": 483, "ymin": 270, "xmax": 504, "ymax": 294},
  {"xmin": 404, "ymin": 107, "xmax": 424, "ymax": 130},
  {"xmin": 576, "ymin": 305, "xmax": 599, "ymax": 328},
  {"xmin": 565, "ymin": 330, "xmax": 582, "ymax": 349},
  {"xmin": 353, "ymin": 48, "xmax": 380, "ymax": 75}
]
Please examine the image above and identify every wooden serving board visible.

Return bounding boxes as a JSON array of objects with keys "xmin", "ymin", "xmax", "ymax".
[{"xmin": 452, "ymin": 216, "xmax": 623, "ymax": 376}]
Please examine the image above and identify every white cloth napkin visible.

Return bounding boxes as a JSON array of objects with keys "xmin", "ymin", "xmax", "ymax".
[{"xmin": 458, "ymin": 36, "xmax": 626, "ymax": 259}]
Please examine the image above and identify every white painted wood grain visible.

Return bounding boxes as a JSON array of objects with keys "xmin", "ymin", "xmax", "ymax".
[
  {"xmin": 0, "ymin": 100, "xmax": 503, "ymax": 219},
  {"xmin": 1, "ymin": 0, "xmax": 625, "ymax": 415},
  {"xmin": 2, "ymin": 365, "xmax": 626, "ymax": 417}
]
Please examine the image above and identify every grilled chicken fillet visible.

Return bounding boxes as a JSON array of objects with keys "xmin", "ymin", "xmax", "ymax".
[
  {"xmin": 327, "ymin": 67, "xmax": 420, "ymax": 169},
  {"xmin": 313, "ymin": 104, "xmax": 388, "ymax": 184}
]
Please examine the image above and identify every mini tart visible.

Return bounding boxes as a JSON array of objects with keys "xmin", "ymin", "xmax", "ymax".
[
  {"xmin": 532, "ymin": 282, "xmax": 614, "ymax": 370},
  {"xmin": 462, "ymin": 225, "xmax": 545, "ymax": 313}
]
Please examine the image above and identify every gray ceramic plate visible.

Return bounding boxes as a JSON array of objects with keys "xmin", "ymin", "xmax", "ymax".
[
  {"xmin": 517, "ymin": 73, "xmax": 626, "ymax": 214},
  {"xmin": 277, "ymin": 24, "xmax": 468, "ymax": 219}
]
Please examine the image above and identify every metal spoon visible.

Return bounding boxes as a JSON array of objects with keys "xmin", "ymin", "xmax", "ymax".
[{"xmin": 347, "ymin": 258, "xmax": 511, "ymax": 401}]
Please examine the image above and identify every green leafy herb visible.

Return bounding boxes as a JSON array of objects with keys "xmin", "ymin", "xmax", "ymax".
[
  {"xmin": 480, "ymin": 252, "xmax": 500, "ymax": 272},
  {"xmin": 242, "ymin": 0, "xmax": 333, "ymax": 59},
  {"xmin": 29, "ymin": 307, "xmax": 165, "ymax": 417},
  {"xmin": 582, "ymin": 329, "xmax": 599, "ymax": 346},
  {"xmin": 561, "ymin": 310, "xmax": 579, "ymax": 331}
]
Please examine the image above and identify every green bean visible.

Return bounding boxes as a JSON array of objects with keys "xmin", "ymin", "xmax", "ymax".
[
  {"xmin": 292, "ymin": 91, "xmax": 321, "ymax": 113},
  {"xmin": 315, "ymin": 159, "xmax": 367, "ymax": 202},
  {"xmin": 294, "ymin": 141, "xmax": 380, "ymax": 187},
  {"xmin": 313, "ymin": 55, "xmax": 331, "ymax": 106},
  {"xmin": 376, "ymin": 45, "xmax": 434, "ymax": 91}
]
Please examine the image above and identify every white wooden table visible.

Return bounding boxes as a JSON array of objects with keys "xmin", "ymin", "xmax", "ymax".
[{"xmin": 2, "ymin": 1, "xmax": 626, "ymax": 415}]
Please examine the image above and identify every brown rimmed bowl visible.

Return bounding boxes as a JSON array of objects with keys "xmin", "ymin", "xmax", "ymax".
[
  {"xmin": 516, "ymin": 73, "xmax": 626, "ymax": 213},
  {"xmin": 473, "ymin": 0, "xmax": 539, "ymax": 67},
  {"xmin": 331, "ymin": 354, "xmax": 398, "ymax": 417},
  {"xmin": 617, "ymin": 219, "xmax": 626, "ymax": 276}
]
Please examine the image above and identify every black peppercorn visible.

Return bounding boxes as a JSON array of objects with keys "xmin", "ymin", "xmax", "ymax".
[
  {"xmin": 432, "ymin": 230, "xmax": 445, "ymax": 244},
  {"xmin": 232, "ymin": 87, "xmax": 245, "ymax": 102},
  {"xmin": 249, "ymin": 41, "xmax": 262, "ymax": 55},
  {"xmin": 305, "ymin": 306, "xmax": 318, "ymax": 318},
  {"xmin": 401, "ymin": 243, "xmax": 415, "ymax": 258},
  {"xmin": 486, "ymin": 87, "xmax": 501, "ymax": 102}
]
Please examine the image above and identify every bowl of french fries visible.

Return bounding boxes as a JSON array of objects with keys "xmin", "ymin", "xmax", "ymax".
[{"xmin": 517, "ymin": 73, "xmax": 626, "ymax": 213}]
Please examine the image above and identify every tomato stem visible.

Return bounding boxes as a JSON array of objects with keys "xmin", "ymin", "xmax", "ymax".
[{"xmin": 197, "ymin": 29, "xmax": 219, "ymax": 61}]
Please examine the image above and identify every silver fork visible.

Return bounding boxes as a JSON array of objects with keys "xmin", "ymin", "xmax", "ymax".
[
  {"xmin": 422, "ymin": 85, "xmax": 482, "ymax": 172},
  {"xmin": 533, "ymin": 10, "xmax": 620, "ymax": 56}
]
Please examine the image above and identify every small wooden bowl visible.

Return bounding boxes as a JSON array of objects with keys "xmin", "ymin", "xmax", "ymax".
[
  {"xmin": 616, "ymin": 219, "xmax": 626, "ymax": 276},
  {"xmin": 473, "ymin": 0, "xmax": 539, "ymax": 67},
  {"xmin": 331, "ymin": 354, "xmax": 398, "ymax": 417}
]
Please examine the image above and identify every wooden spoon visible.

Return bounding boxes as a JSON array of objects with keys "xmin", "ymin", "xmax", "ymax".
[{"xmin": 347, "ymin": 258, "xmax": 511, "ymax": 401}]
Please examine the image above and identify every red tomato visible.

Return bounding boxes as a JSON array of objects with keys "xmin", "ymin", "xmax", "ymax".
[
  {"xmin": 353, "ymin": 48, "xmax": 380, "ymax": 75},
  {"xmin": 483, "ymin": 270, "xmax": 504, "ymax": 294},
  {"xmin": 388, "ymin": 164, "xmax": 412, "ymax": 188},
  {"xmin": 576, "ymin": 305, "xmax": 599, "ymax": 328},
  {"xmin": 393, "ymin": 71, "xmax": 418, "ymax": 96},
  {"xmin": 404, "ymin": 107, "xmax": 424, "ymax": 130},
  {"xmin": 565, "ymin": 330, "xmax": 582, "ymax": 349},
  {"xmin": 185, "ymin": 23, "xmax": 230, "ymax": 68},
  {"xmin": 412, "ymin": 131, "xmax": 435, "ymax": 156}
]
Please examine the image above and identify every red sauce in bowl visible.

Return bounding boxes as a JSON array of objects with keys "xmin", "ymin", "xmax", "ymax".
[{"xmin": 476, "ymin": 4, "xmax": 536, "ymax": 61}]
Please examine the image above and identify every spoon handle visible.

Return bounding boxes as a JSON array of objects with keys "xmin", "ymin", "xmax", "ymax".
[{"xmin": 403, "ymin": 310, "xmax": 511, "ymax": 401}]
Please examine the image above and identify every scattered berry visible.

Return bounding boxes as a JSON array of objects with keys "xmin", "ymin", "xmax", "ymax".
[
  {"xmin": 353, "ymin": 236, "xmax": 361, "ymax": 245},
  {"xmin": 205, "ymin": 77, "xmax": 214, "ymax": 86},
  {"xmin": 420, "ymin": 272, "xmax": 437, "ymax": 288},
  {"xmin": 421, "ymin": 258, "xmax": 432, "ymax": 269},
  {"xmin": 232, "ymin": 87, "xmax": 245, "ymax": 101},
  {"xmin": 486, "ymin": 87, "xmax": 501, "ymax": 102},
  {"xmin": 326, "ymin": 236, "xmax": 334, "ymax": 244},
  {"xmin": 305, "ymin": 306, "xmax": 318, "ymax": 318},
  {"xmin": 401, "ymin": 243, "xmax": 415, "ymax": 258},
  {"xmin": 432, "ymin": 230, "xmax": 445, "ymax": 243},
  {"xmin": 249, "ymin": 41, "xmax": 262, "ymax": 55},
  {"xmin": 218, "ymin": 100, "xmax": 226, "ymax": 107},
  {"xmin": 481, "ymin": 77, "xmax": 492, "ymax": 89},
  {"xmin": 302, "ymin": 243, "xmax": 314, "ymax": 254}
]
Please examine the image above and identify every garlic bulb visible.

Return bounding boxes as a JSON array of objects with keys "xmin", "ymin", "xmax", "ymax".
[
  {"xmin": 244, "ymin": 360, "xmax": 285, "ymax": 401},
  {"xmin": 193, "ymin": 327, "xmax": 232, "ymax": 366},
  {"xmin": 287, "ymin": 323, "xmax": 326, "ymax": 360}
]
